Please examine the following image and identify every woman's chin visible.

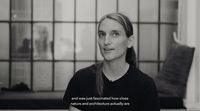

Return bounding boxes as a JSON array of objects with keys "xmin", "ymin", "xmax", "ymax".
[
  {"xmin": 103, "ymin": 56, "xmax": 113, "ymax": 61},
  {"xmin": 103, "ymin": 55, "xmax": 116, "ymax": 62}
]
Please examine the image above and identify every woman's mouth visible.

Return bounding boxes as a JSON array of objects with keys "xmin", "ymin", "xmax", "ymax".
[{"xmin": 103, "ymin": 48, "xmax": 114, "ymax": 52}]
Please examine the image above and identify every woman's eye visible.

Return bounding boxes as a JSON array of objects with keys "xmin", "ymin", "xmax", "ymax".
[
  {"xmin": 112, "ymin": 32, "xmax": 120, "ymax": 37},
  {"xmin": 98, "ymin": 32, "xmax": 105, "ymax": 38}
]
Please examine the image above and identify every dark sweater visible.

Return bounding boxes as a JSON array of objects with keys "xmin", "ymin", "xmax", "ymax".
[{"xmin": 63, "ymin": 64, "xmax": 160, "ymax": 111}]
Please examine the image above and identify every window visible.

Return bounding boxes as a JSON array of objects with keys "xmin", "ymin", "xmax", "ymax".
[{"xmin": 0, "ymin": 0, "xmax": 178, "ymax": 91}]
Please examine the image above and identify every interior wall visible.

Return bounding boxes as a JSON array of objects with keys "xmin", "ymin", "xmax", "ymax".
[{"xmin": 179, "ymin": 0, "xmax": 200, "ymax": 109}]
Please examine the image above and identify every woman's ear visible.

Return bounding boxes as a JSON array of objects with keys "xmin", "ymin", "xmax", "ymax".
[{"xmin": 127, "ymin": 35, "xmax": 134, "ymax": 48}]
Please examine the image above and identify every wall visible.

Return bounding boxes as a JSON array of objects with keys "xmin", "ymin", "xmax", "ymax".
[{"xmin": 179, "ymin": 0, "xmax": 200, "ymax": 109}]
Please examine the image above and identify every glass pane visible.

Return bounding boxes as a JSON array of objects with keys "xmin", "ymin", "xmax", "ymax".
[
  {"xmin": 76, "ymin": 23, "xmax": 95, "ymax": 60},
  {"xmin": 77, "ymin": 0, "xmax": 95, "ymax": 21},
  {"xmin": 11, "ymin": 0, "xmax": 31, "ymax": 21},
  {"xmin": 159, "ymin": 62, "xmax": 164, "ymax": 72},
  {"xmin": 160, "ymin": 0, "xmax": 178, "ymax": 23},
  {"xmin": 75, "ymin": 62, "xmax": 94, "ymax": 72},
  {"xmin": 140, "ymin": 0, "xmax": 158, "ymax": 22},
  {"xmin": 97, "ymin": 22, "xmax": 103, "ymax": 61},
  {"xmin": 33, "ymin": 0, "xmax": 53, "ymax": 21},
  {"xmin": 11, "ymin": 62, "xmax": 31, "ymax": 88},
  {"xmin": 119, "ymin": 0, "xmax": 138, "ymax": 22},
  {"xmin": 55, "ymin": 23, "xmax": 74, "ymax": 60},
  {"xmin": 33, "ymin": 23, "xmax": 53, "ymax": 60},
  {"xmin": 0, "ymin": 62, "xmax": 9, "ymax": 88},
  {"xmin": 133, "ymin": 24, "xmax": 138, "ymax": 58},
  {"xmin": 160, "ymin": 25, "xmax": 177, "ymax": 60},
  {"xmin": 139, "ymin": 25, "xmax": 158, "ymax": 60},
  {"xmin": 55, "ymin": 62, "xmax": 74, "ymax": 91},
  {"xmin": 97, "ymin": 44, "xmax": 104, "ymax": 61},
  {"xmin": 0, "ymin": 0, "xmax": 9, "ymax": 20},
  {"xmin": 33, "ymin": 62, "xmax": 52, "ymax": 91},
  {"xmin": 0, "ymin": 23, "xmax": 9, "ymax": 59},
  {"xmin": 97, "ymin": 0, "xmax": 117, "ymax": 21},
  {"xmin": 55, "ymin": 0, "xmax": 74, "ymax": 21},
  {"xmin": 139, "ymin": 62, "xmax": 158, "ymax": 79},
  {"xmin": 11, "ymin": 23, "xmax": 31, "ymax": 60}
]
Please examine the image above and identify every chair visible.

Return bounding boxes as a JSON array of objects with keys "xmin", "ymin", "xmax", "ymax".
[{"xmin": 154, "ymin": 33, "xmax": 195, "ymax": 109}]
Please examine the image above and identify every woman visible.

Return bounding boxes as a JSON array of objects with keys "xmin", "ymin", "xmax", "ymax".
[{"xmin": 63, "ymin": 13, "xmax": 160, "ymax": 111}]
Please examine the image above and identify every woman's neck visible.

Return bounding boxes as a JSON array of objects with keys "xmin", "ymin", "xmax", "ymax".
[{"xmin": 103, "ymin": 59, "xmax": 129, "ymax": 81}]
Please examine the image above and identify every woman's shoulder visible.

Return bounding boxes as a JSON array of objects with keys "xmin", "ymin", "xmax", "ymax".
[
  {"xmin": 72, "ymin": 64, "xmax": 98, "ymax": 81},
  {"xmin": 76, "ymin": 64, "xmax": 97, "ymax": 75},
  {"xmin": 133, "ymin": 67, "xmax": 155, "ymax": 86}
]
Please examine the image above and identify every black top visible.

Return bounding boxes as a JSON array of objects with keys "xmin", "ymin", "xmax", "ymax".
[{"xmin": 63, "ymin": 64, "xmax": 160, "ymax": 111}]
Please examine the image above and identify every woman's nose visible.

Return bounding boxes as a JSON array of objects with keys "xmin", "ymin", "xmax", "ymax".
[{"xmin": 104, "ymin": 35, "xmax": 111, "ymax": 45}]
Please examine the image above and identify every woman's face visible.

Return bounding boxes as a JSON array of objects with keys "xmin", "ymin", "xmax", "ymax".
[{"xmin": 98, "ymin": 18, "xmax": 132, "ymax": 62}]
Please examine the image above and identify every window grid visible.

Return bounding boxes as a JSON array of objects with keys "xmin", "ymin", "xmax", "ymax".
[
  {"xmin": 0, "ymin": 0, "xmax": 178, "ymax": 91},
  {"xmin": 95, "ymin": 0, "xmax": 98, "ymax": 63},
  {"xmin": 52, "ymin": 0, "xmax": 55, "ymax": 91},
  {"xmin": 8, "ymin": 0, "xmax": 12, "ymax": 88},
  {"xmin": 30, "ymin": 0, "xmax": 33, "ymax": 90},
  {"xmin": 137, "ymin": 0, "xmax": 140, "ymax": 68},
  {"xmin": 158, "ymin": 0, "xmax": 161, "ymax": 71},
  {"xmin": 73, "ymin": 0, "xmax": 76, "ymax": 86},
  {"xmin": 116, "ymin": 0, "xmax": 119, "ymax": 12}
]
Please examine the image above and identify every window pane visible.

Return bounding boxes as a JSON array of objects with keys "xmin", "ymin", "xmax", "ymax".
[
  {"xmin": 97, "ymin": 0, "xmax": 116, "ymax": 21},
  {"xmin": 97, "ymin": 44, "xmax": 103, "ymax": 61},
  {"xmin": 0, "ymin": 62, "xmax": 9, "ymax": 88},
  {"xmin": 55, "ymin": 23, "xmax": 74, "ymax": 60},
  {"xmin": 97, "ymin": 22, "xmax": 103, "ymax": 61},
  {"xmin": 0, "ymin": 0, "xmax": 9, "ymax": 20},
  {"xmin": 160, "ymin": 25, "xmax": 177, "ymax": 60},
  {"xmin": 77, "ymin": 0, "xmax": 95, "ymax": 21},
  {"xmin": 160, "ymin": 62, "xmax": 164, "ymax": 72},
  {"xmin": 76, "ymin": 23, "xmax": 95, "ymax": 60},
  {"xmin": 0, "ymin": 23, "xmax": 9, "ymax": 59},
  {"xmin": 55, "ymin": 62, "xmax": 74, "ymax": 91},
  {"xmin": 11, "ymin": 0, "xmax": 31, "ymax": 21},
  {"xmin": 76, "ymin": 62, "xmax": 94, "ymax": 72},
  {"xmin": 33, "ymin": 23, "xmax": 53, "ymax": 60},
  {"xmin": 55, "ymin": 0, "xmax": 74, "ymax": 21},
  {"xmin": 133, "ymin": 24, "xmax": 138, "ymax": 58},
  {"xmin": 139, "ymin": 25, "xmax": 158, "ymax": 60},
  {"xmin": 140, "ymin": 0, "xmax": 158, "ymax": 22},
  {"xmin": 11, "ymin": 62, "xmax": 31, "ymax": 88},
  {"xmin": 11, "ymin": 23, "xmax": 31, "ymax": 60},
  {"xmin": 33, "ymin": 0, "xmax": 53, "ymax": 21},
  {"xmin": 33, "ymin": 62, "xmax": 52, "ymax": 91},
  {"xmin": 119, "ymin": 0, "xmax": 138, "ymax": 22},
  {"xmin": 139, "ymin": 62, "xmax": 158, "ymax": 79},
  {"xmin": 160, "ymin": 0, "xmax": 178, "ymax": 23}
]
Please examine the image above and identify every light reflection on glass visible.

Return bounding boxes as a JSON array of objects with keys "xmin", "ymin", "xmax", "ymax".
[
  {"xmin": 33, "ymin": 23, "xmax": 53, "ymax": 60},
  {"xmin": 11, "ymin": 23, "xmax": 31, "ymax": 60},
  {"xmin": 11, "ymin": 62, "xmax": 31, "ymax": 88},
  {"xmin": 55, "ymin": 23, "xmax": 74, "ymax": 60},
  {"xmin": 11, "ymin": 0, "xmax": 31, "ymax": 21}
]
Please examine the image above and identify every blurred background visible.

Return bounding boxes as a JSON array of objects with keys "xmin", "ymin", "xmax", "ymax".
[{"xmin": 0, "ymin": 0, "xmax": 199, "ymax": 110}]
